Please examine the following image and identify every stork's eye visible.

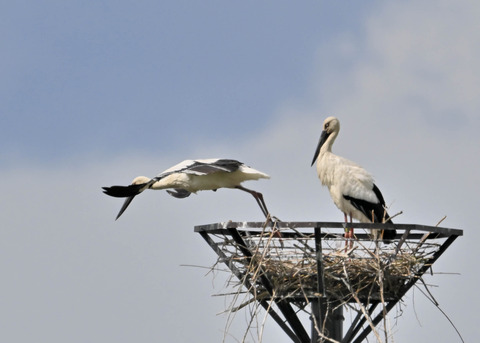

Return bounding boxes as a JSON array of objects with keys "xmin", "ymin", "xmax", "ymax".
[{"xmin": 325, "ymin": 123, "xmax": 329, "ymax": 129}]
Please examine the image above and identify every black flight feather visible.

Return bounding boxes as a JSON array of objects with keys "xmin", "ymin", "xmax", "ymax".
[{"xmin": 343, "ymin": 183, "xmax": 396, "ymax": 239}]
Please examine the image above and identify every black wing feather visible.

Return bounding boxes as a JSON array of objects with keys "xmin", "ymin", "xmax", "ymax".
[
  {"xmin": 154, "ymin": 159, "xmax": 242, "ymax": 181},
  {"xmin": 184, "ymin": 159, "xmax": 241, "ymax": 174},
  {"xmin": 343, "ymin": 183, "xmax": 396, "ymax": 239}
]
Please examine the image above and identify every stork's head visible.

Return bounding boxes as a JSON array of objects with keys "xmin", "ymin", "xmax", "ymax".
[
  {"xmin": 131, "ymin": 176, "xmax": 151, "ymax": 185},
  {"xmin": 322, "ymin": 116, "xmax": 340, "ymax": 135},
  {"xmin": 311, "ymin": 116, "xmax": 340, "ymax": 166}
]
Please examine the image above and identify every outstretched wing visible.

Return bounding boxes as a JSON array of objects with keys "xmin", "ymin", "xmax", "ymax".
[{"xmin": 155, "ymin": 159, "xmax": 243, "ymax": 180}]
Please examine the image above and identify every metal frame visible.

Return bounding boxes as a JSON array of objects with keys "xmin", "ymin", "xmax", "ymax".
[{"xmin": 195, "ymin": 222, "xmax": 462, "ymax": 343}]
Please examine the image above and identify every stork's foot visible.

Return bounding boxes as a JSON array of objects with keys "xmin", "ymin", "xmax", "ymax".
[
  {"xmin": 263, "ymin": 214, "xmax": 284, "ymax": 247},
  {"xmin": 272, "ymin": 228, "xmax": 283, "ymax": 239},
  {"xmin": 272, "ymin": 226, "xmax": 284, "ymax": 249}
]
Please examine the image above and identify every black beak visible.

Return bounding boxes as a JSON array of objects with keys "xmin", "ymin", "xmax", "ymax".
[
  {"xmin": 311, "ymin": 130, "xmax": 329, "ymax": 166},
  {"xmin": 115, "ymin": 196, "xmax": 136, "ymax": 220}
]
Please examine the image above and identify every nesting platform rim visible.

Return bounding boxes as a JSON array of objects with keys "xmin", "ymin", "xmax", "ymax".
[{"xmin": 195, "ymin": 220, "xmax": 463, "ymax": 236}]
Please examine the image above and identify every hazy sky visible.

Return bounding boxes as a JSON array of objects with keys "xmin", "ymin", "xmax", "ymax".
[{"xmin": 2, "ymin": 1, "xmax": 478, "ymax": 342}]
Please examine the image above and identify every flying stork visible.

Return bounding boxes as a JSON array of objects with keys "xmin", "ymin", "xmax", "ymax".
[
  {"xmin": 102, "ymin": 158, "xmax": 270, "ymax": 220},
  {"xmin": 311, "ymin": 117, "xmax": 396, "ymax": 240}
]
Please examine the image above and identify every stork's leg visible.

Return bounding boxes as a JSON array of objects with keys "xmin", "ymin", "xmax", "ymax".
[
  {"xmin": 343, "ymin": 213, "xmax": 354, "ymax": 238},
  {"xmin": 348, "ymin": 214, "xmax": 355, "ymax": 249},
  {"xmin": 236, "ymin": 186, "xmax": 282, "ymax": 241},
  {"xmin": 344, "ymin": 213, "xmax": 349, "ymax": 236},
  {"xmin": 348, "ymin": 214, "xmax": 354, "ymax": 238},
  {"xmin": 235, "ymin": 185, "xmax": 270, "ymax": 218},
  {"xmin": 343, "ymin": 212, "xmax": 347, "ymax": 250}
]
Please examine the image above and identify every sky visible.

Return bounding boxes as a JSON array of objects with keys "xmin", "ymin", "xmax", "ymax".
[{"xmin": 1, "ymin": 0, "xmax": 479, "ymax": 342}]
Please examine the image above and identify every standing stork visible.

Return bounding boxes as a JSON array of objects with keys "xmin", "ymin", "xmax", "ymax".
[
  {"xmin": 103, "ymin": 158, "xmax": 270, "ymax": 220},
  {"xmin": 311, "ymin": 117, "xmax": 396, "ymax": 240}
]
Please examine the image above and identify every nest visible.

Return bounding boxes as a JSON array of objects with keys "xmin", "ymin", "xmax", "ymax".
[
  {"xmin": 215, "ymin": 229, "xmax": 439, "ymax": 310},
  {"xmin": 196, "ymin": 220, "xmax": 462, "ymax": 342}
]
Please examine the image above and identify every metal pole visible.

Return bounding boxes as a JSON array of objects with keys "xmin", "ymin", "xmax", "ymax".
[
  {"xmin": 312, "ymin": 227, "xmax": 344, "ymax": 342},
  {"xmin": 312, "ymin": 227, "xmax": 345, "ymax": 342},
  {"xmin": 312, "ymin": 227, "xmax": 325, "ymax": 342},
  {"xmin": 326, "ymin": 306, "xmax": 344, "ymax": 341}
]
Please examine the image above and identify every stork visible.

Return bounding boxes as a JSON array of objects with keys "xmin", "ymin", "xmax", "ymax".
[
  {"xmin": 311, "ymin": 117, "xmax": 396, "ymax": 240},
  {"xmin": 102, "ymin": 158, "xmax": 270, "ymax": 220}
]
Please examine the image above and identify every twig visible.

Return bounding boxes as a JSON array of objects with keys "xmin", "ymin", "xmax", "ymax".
[
  {"xmin": 341, "ymin": 261, "xmax": 383, "ymax": 342},
  {"xmin": 415, "ymin": 284, "xmax": 465, "ymax": 343},
  {"xmin": 298, "ymin": 285, "xmax": 342, "ymax": 343},
  {"xmin": 435, "ymin": 216, "xmax": 447, "ymax": 227}
]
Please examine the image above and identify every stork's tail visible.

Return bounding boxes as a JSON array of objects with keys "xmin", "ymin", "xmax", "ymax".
[{"xmin": 102, "ymin": 182, "xmax": 150, "ymax": 220}]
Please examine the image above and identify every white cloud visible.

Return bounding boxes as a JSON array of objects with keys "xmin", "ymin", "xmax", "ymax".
[{"xmin": 348, "ymin": 0, "xmax": 480, "ymax": 131}]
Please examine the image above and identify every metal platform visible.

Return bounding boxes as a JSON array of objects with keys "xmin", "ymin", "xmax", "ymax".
[{"xmin": 195, "ymin": 221, "xmax": 462, "ymax": 343}]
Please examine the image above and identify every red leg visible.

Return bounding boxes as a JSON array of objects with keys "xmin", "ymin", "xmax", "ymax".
[
  {"xmin": 235, "ymin": 186, "xmax": 282, "ymax": 242},
  {"xmin": 348, "ymin": 214, "xmax": 354, "ymax": 238},
  {"xmin": 348, "ymin": 214, "xmax": 354, "ymax": 249},
  {"xmin": 344, "ymin": 213, "xmax": 349, "ymax": 236},
  {"xmin": 235, "ymin": 185, "xmax": 269, "ymax": 218},
  {"xmin": 343, "ymin": 213, "xmax": 351, "ymax": 252},
  {"xmin": 344, "ymin": 213, "xmax": 354, "ymax": 239}
]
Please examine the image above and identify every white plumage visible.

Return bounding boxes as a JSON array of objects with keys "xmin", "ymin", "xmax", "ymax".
[
  {"xmin": 103, "ymin": 158, "xmax": 270, "ymax": 220},
  {"xmin": 311, "ymin": 117, "xmax": 396, "ymax": 239}
]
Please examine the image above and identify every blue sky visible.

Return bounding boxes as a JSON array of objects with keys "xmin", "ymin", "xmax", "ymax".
[
  {"xmin": 2, "ymin": 1, "xmax": 373, "ymax": 164},
  {"xmin": 2, "ymin": 1, "xmax": 479, "ymax": 342}
]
